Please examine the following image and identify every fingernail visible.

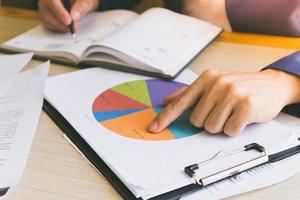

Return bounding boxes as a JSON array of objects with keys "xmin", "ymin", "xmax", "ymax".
[
  {"xmin": 149, "ymin": 121, "xmax": 158, "ymax": 133},
  {"xmin": 72, "ymin": 11, "xmax": 81, "ymax": 21}
]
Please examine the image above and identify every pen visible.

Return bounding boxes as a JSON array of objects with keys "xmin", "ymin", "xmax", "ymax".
[{"xmin": 63, "ymin": 0, "xmax": 75, "ymax": 37}]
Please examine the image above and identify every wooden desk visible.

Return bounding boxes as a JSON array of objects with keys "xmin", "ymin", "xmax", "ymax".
[{"xmin": 0, "ymin": 6, "xmax": 299, "ymax": 200}]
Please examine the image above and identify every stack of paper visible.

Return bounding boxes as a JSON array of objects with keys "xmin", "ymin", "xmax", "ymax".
[
  {"xmin": 44, "ymin": 67, "xmax": 300, "ymax": 199},
  {"xmin": 0, "ymin": 54, "xmax": 49, "ymax": 199}
]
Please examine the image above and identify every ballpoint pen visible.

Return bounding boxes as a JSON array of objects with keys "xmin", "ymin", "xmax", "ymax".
[{"xmin": 63, "ymin": 0, "xmax": 75, "ymax": 37}]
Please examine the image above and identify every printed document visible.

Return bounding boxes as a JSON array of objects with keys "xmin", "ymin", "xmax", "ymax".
[
  {"xmin": 0, "ymin": 62, "xmax": 49, "ymax": 199},
  {"xmin": 44, "ymin": 67, "xmax": 299, "ymax": 199}
]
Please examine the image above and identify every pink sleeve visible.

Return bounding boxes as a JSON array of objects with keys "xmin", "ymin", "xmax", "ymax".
[{"xmin": 225, "ymin": 0, "xmax": 300, "ymax": 37}]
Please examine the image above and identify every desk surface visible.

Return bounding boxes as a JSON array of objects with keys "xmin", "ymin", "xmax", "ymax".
[{"xmin": 0, "ymin": 6, "xmax": 300, "ymax": 200}]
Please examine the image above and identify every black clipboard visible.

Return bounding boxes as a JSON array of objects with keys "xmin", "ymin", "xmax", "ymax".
[
  {"xmin": 43, "ymin": 100, "xmax": 140, "ymax": 200},
  {"xmin": 43, "ymin": 100, "xmax": 300, "ymax": 200}
]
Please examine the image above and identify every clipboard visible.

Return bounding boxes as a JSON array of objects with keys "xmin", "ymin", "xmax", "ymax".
[
  {"xmin": 0, "ymin": 187, "xmax": 10, "ymax": 197},
  {"xmin": 43, "ymin": 99, "xmax": 300, "ymax": 200}
]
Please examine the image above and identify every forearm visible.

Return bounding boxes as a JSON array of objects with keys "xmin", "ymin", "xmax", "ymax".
[{"xmin": 266, "ymin": 69, "xmax": 300, "ymax": 105}]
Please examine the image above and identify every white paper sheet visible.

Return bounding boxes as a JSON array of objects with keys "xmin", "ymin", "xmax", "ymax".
[
  {"xmin": 0, "ymin": 62, "xmax": 49, "ymax": 199},
  {"xmin": 0, "ymin": 53, "xmax": 33, "ymax": 97},
  {"xmin": 180, "ymin": 113, "xmax": 300, "ymax": 200},
  {"xmin": 44, "ymin": 67, "xmax": 298, "ymax": 198}
]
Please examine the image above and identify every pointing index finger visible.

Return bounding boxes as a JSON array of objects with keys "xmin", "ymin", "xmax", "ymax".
[{"xmin": 148, "ymin": 79, "xmax": 205, "ymax": 133}]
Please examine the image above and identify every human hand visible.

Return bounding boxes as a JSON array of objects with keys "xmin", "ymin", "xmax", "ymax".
[
  {"xmin": 149, "ymin": 69, "xmax": 300, "ymax": 136},
  {"xmin": 38, "ymin": 0, "xmax": 100, "ymax": 32}
]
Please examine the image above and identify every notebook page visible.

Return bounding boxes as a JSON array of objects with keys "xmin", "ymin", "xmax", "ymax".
[
  {"xmin": 2, "ymin": 10, "xmax": 138, "ymax": 62},
  {"xmin": 97, "ymin": 8, "xmax": 221, "ymax": 75}
]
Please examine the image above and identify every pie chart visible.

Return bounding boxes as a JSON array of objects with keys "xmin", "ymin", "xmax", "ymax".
[{"xmin": 92, "ymin": 79, "xmax": 203, "ymax": 141}]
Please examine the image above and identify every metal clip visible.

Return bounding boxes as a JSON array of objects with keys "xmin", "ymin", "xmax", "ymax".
[{"xmin": 184, "ymin": 143, "xmax": 268, "ymax": 186}]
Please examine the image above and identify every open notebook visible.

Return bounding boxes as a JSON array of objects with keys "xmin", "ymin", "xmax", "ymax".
[{"xmin": 1, "ymin": 8, "xmax": 222, "ymax": 79}]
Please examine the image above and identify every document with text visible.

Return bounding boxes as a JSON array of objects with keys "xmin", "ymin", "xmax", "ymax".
[
  {"xmin": 44, "ymin": 67, "xmax": 300, "ymax": 199},
  {"xmin": 0, "ymin": 62, "xmax": 49, "ymax": 199}
]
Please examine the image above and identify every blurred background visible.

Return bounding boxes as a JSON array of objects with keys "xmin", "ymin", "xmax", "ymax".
[
  {"xmin": 0, "ymin": 0, "xmax": 163, "ymax": 10},
  {"xmin": 0, "ymin": 0, "xmax": 38, "ymax": 9}
]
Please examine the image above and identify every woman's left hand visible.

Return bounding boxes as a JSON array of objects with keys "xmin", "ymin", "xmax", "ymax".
[{"xmin": 148, "ymin": 69, "xmax": 300, "ymax": 136}]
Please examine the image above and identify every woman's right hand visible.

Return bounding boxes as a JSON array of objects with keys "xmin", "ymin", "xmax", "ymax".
[{"xmin": 38, "ymin": 0, "xmax": 100, "ymax": 32}]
